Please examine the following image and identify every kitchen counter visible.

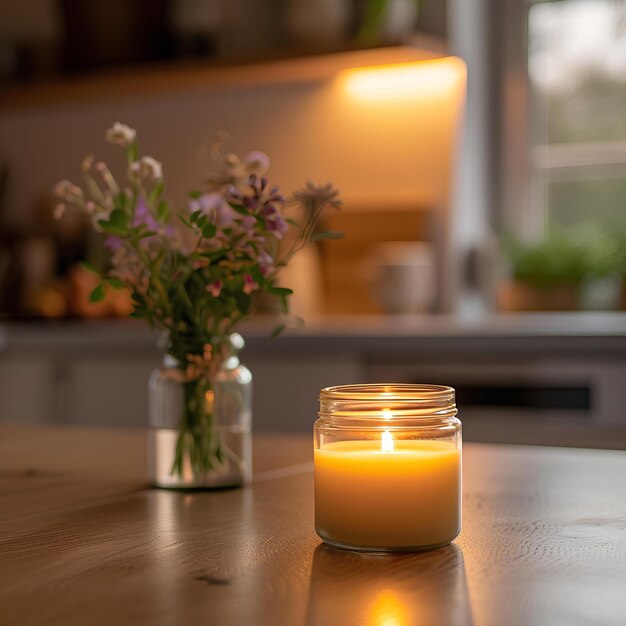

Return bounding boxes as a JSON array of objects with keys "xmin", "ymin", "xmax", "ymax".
[
  {"xmin": 2, "ymin": 311, "xmax": 626, "ymax": 356},
  {"xmin": 1, "ymin": 313, "xmax": 625, "ymax": 438}
]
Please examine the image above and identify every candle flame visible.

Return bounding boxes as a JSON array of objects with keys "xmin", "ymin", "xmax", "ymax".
[
  {"xmin": 382, "ymin": 409, "xmax": 392, "ymax": 420},
  {"xmin": 381, "ymin": 430, "xmax": 395, "ymax": 453}
]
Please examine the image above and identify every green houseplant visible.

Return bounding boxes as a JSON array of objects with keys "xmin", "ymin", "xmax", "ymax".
[{"xmin": 501, "ymin": 227, "xmax": 624, "ymax": 311}]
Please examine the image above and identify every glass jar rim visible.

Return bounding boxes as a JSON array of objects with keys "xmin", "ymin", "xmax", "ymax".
[
  {"xmin": 320, "ymin": 383, "xmax": 455, "ymax": 402},
  {"xmin": 318, "ymin": 383, "xmax": 457, "ymax": 421}
]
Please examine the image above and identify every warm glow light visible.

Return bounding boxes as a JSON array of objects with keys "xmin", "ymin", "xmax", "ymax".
[
  {"xmin": 381, "ymin": 430, "xmax": 395, "ymax": 453},
  {"xmin": 368, "ymin": 590, "xmax": 410, "ymax": 626},
  {"xmin": 382, "ymin": 409, "xmax": 392, "ymax": 421},
  {"xmin": 341, "ymin": 57, "xmax": 465, "ymax": 102}
]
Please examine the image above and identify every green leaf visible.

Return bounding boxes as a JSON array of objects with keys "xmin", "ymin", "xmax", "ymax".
[
  {"xmin": 137, "ymin": 230, "xmax": 157, "ymax": 240},
  {"xmin": 149, "ymin": 180, "xmax": 164, "ymax": 204},
  {"xmin": 201, "ymin": 223, "xmax": 217, "ymax": 239},
  {"xmin": 131, "ymin": 291, "xmax": 146, "ymax": 307},
  {"xmin": 80, "ymin": 261, "xmax": 99, "ymax": 274},
  {"xmin": 97, "ymin": 220, "xmax": 127, "ymax": 236},
  {"xmin": 267, "ymin": 286, "xmax": 294, "ymax": 297},
  {"xmin": 178, "ymin": 213, "xmax": 192, "ymax": 228},
  {"xmin": 106, "ymin": 277, "xmax": 126, "ymax": 290},
  {"xmin": 228, "ymin": 202, "xmax": 249, "ymax": 216},
  {"xmin": 115, "ymin": 191, "xmax": 129, "ymax": 211},
  {"xmin": 156, "ymin": 200, "xmax": 170, "ymax": 222},
  {"xmin": 109, "ymin": 208, "xmax": 129, "ymax": 229},
  {"xmin": 286, "ymin": 218, "xmax": 299, "ymax": 227},
  {"xmin": 357, "ymin": 0, "xmax": 388, "ymax": 42},
  {"xmin": 89, "ymin": 283, "xmax": 106, "ymax": 303},
  {"xmin": 249, "ymin": 264, "xmax": 266, "ymax": 286},
  {"xmin": 312, "ymin": 230, "xmax": 344, "ymax": 242},
  {"xmin": 189, "ymin": 190, "xmax": 202, "ymax": 200}
]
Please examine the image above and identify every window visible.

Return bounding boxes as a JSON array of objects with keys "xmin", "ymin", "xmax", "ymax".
[{"xmin": 526, "ymin": 0, "xmax": 626, "ymax": 233}]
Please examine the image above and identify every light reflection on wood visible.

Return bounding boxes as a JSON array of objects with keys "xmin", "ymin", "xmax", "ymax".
[{"xmin": 306, "ymin": 543, "xmax": 474, "ymax": 626}]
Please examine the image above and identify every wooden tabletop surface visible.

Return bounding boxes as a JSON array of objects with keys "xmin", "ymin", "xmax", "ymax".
[{"xmin": 1, "ymin": 425, "xmax": 625, "ymax": 626}]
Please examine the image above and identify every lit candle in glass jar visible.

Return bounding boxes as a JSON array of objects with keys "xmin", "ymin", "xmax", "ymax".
[{"xmin": 314, "ymin": 384, "xmax": 461, "ymax": 552}]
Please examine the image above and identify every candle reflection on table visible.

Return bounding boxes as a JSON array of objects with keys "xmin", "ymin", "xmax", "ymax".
[{"xmin": 306, "ymin": 543, "xmax": 474, "ymax": 626}]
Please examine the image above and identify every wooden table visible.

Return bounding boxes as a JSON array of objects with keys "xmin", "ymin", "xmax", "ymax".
[{"xmin": 1, "ymin": 425, "xmax": 626, "ymax": 626}]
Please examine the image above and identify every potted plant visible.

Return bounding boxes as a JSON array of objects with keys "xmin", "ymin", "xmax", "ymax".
[{"xmin": 499, "ymin": 226, "xmax": 624, "ymax": 312}]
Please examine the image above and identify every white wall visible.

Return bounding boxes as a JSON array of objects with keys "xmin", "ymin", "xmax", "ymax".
[{"xmin": 0, "ymin": 59, "xmax": 465, "ymax": 224}]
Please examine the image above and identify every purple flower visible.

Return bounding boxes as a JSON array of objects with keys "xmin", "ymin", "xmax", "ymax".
[
  {"xmin": 132, "ymin": 197, "xmax": 174, "ymax": 246},
  {"xmin": 239, "ymin": 215, "xmax": 257, "ymax": 232},
  {"xmin": 104, "ymin": 235, "xmax": 123, "ymax": 252},
  {"xmin": 133, "ymin": 197, "xmax": 159, "ymax": 231},
  {"xmin": 260, "ymin": 204, "xmax": 288, "ymax": 238},
  {"xmin": 243, "ymin": 196, "xmax": 258, "ymax": 211},
  {"xmin": 257, "ymin": 249, "xmax": 274, "ymax": 276}
]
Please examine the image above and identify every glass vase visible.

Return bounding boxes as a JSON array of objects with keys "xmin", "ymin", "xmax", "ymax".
[{"xmin": 148, "ymin": 333, "xmax": 252, "ymax": 489}]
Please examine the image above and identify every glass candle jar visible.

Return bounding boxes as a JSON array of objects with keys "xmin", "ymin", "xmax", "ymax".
[{"xmin": 314, "ymin": 384, "xmax": 461, "ymax": 552}]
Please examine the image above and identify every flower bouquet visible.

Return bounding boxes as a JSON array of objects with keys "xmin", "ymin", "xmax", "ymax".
[{"xmin": 54, "ymin": 123, "xmax": 341, "ymax": 487}]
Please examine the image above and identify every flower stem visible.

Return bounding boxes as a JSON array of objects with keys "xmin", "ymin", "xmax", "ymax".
[{"xmin": 170, "ymin": 375, "xmax": 223, "ymax": 480}]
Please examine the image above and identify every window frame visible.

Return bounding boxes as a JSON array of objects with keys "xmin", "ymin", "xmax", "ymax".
[{"xmin": 495, "ymin": 0, "xmax": 626, "ymax": 238}]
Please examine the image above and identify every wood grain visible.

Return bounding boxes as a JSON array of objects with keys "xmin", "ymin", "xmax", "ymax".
[
  {"xmin": 1, "ymin": 427, "xmax": 626, "ymax": 625},
  {"xmin": 0, "ymin": 425, "xmax": 311, "ymax": 522}
]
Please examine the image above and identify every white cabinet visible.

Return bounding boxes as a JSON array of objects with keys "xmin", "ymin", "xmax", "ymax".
[
  {"xmin": 0, "ymin": 346, "xmax": 363, "ymax": 432},
  {"xmin": 244, "ymin": 352, "xmax": 363, "ymax": 432},
  {"xmin": 67, "ymin": 357, "xmax": 159, "ymax": 427},
  {"xmin": 0, "ymin": 357, "xmax": 55, "ymax": 424}
]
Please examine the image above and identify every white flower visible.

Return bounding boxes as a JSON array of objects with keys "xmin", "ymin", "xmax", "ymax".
[
  {"xmin": 224, "ymin": 151, "xmax": 270, "ymax": 180},
  {"xmin": 191, "ymin": 193, "xmax": 235, "ymax": 228},
  {"xmin": 105, "ymin": 122, "xmax": 137, "ymax": 147},
  {"xmin": 82, "ymin": 154, "xmax": 95, "ymax": 172},
  {"xmin": 129, "ymin": 156, "xmax": 163, "ymax": 182},
  {"xmin": 243, "ymin": 151, "xmax": 270, "ymax": 176},
  {"xmin": 53, "ymin": 179, "xmax": 83, "ymax": 202},
  {"xmin": 53, "ymin": 203, "xmax": 66, "ymax": 220},
  {"xmin": 142, "ymin": 156, "xmax": 163, "ymax": 180}
]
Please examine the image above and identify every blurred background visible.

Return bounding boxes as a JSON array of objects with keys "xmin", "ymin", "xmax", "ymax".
[{"xmin": 0, "ymin": 0, "xmax": 625, "ymax": 446}]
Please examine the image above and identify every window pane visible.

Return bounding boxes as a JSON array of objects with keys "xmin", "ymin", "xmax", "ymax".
[
  {"xmin": 547, "ymin": 175, "xmax": 626, "ymax": 228},
  {"xmin": 528, "ymin": 0, "xmax": 626, "ymax": 144}
]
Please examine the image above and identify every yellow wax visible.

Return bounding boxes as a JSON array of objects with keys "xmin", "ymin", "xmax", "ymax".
[{"xmin": 314, "ymin": 439, "xmax": 461, "ymax": 550}]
